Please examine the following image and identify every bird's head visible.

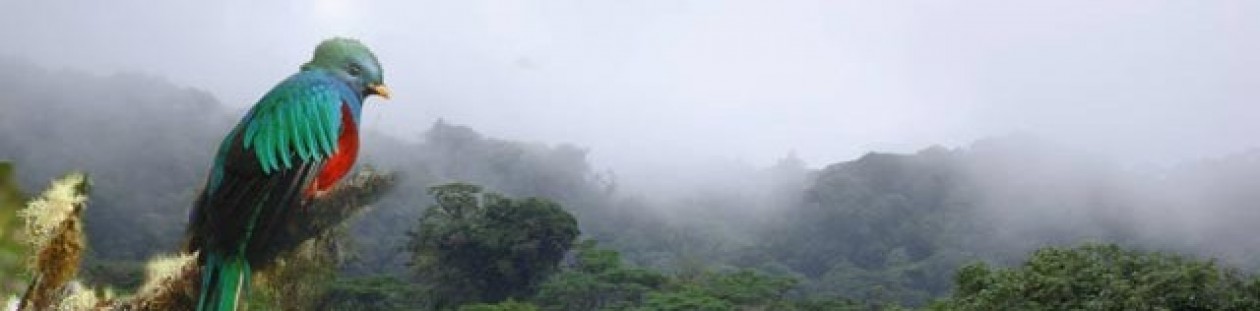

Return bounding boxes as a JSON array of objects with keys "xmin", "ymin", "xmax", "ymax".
[{"xmin": 302, "ymin": 37, "xmax": 390, "ymax": 101}]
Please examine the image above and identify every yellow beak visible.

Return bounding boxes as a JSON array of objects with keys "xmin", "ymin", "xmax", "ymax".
[{"xmin": 370, "ymin": 84, "xmax": 391, "ymax": 100}]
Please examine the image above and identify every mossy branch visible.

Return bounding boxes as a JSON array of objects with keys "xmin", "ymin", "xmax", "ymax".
[
  {"xmin": 12, "ymin": 169, "xmax": 396, "ymax": 311},
  {"xmin": 15, "ymin": 173, "xmax": 89, "ymax": 311}
]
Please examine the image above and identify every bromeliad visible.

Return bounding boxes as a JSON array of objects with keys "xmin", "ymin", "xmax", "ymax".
[{"xmin": 184, "ymin": 38, "xmax": 388, "ymax": 311}]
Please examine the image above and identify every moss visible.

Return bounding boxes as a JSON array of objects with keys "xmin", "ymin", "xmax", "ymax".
[
  {"xmin": 16, "ymin": 173, "xmax": 89, "ymax": 310},
  {"xmin": 9, "ymin": 169, "xmax": 394, "ymax": 310}
]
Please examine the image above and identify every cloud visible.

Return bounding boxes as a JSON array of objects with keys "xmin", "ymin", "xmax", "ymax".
[{"xmin": 0, "ymin": 0, "xmax": 1255, "ymax": 173}]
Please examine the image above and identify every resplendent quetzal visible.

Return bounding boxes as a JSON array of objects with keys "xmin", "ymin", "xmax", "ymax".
[{"xmin": 185, "ymin": 38, "xmax": 388, "ymax": 311}]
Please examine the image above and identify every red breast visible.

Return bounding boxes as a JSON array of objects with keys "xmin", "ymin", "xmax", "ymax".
[{"xmin": 307, "ymin": 102, "xmax": 359, "ymax": 196}]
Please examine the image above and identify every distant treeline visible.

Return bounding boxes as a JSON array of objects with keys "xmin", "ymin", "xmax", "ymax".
[{"xmin": 2, "ymin": 59, "xmax": 1259, "ymax": 308}]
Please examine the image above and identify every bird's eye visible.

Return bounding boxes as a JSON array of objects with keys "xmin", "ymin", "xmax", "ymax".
[{"xmin": 347, "ymin": 64, "xmax": 363, "ymax": 77}]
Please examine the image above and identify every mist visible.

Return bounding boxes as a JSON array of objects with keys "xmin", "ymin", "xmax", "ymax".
[
  {"xmin": 1, "ymin": 0, "xmax": 1259, "ymax": 308},
  {"xmin": 3, "ymin": 1, "xmax": 1257, "ymax": 172}
]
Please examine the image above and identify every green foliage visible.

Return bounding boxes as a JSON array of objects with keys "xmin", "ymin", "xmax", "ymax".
[
  {"xmin": 409, "ymin": 183, "xmax": 580, "ymax": 308},
  {"xmin": 0, "ymin": 162, "xmax": 22, "ymax": 209},
  {"xmin": 698, "ymin": 269, "xmax": 796, "ymax": 305},
  {"xmin": 666, "ymin": 269, "xmax": 862, "ymax": 311},
  {"xmin": 761, "ymin": 151, "xmax": 979, "ymax": 306},
  {"xmin": 786, "ymin": 297, "xmax": 872, "ymax": 311},
  {"xmin": 534, "ymin": 241, "xmax": 667, "ymax": 311},
  {"xmin": 457, "ymin": 300, "xmax": 541, "ymax": 311},
  {"xmin": 320, "ymin": 276, "xmax": 426, "ymax": 310},
  {"xmin": 535, "ymin": 241, "xmax": 861, "ymax": 311},
  {"xmin": 934, "ymin": 243, "xmax": 1260, "ymax": 311},
  {"xmin": 636, "ymin": 289, "xmax": 733, "ymax": 311},
  {"xmin": 0, "ymin": 161, "xmax": 28, "ymax": 296}
]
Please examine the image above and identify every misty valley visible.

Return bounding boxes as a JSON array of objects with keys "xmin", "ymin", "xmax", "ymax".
[{"xmin": 2, "ymin": 55, "xmax": 1260, "ymax": 310}]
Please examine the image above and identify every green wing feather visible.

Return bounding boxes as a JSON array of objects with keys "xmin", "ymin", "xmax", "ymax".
[{"xmin": 241, "ymin": 79, "xmax": 345, "ymax": 174}]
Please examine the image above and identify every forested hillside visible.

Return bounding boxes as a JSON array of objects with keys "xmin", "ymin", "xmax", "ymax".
[{"xmin": 3, "ymin": 59, "xmax": 1260, "ymax": 309}]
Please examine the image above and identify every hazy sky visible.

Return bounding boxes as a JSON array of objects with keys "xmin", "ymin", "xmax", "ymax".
[{"xmin": 2, "ymin": 0, "xmax": 1256, "ymax": 170}]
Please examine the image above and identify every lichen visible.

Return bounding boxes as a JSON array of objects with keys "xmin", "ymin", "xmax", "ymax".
[
  {"xmin": 11, "ymin": 169, "xmax": 394, "ymax": 310},
  {"xmin": 17, "ymin": 173, "xmax": 88, "ymax": 268},
  {"xmin": 16, "ymin": 173, "xmax": 88, "ymax": 310}
]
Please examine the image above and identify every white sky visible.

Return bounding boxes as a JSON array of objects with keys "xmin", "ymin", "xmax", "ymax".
[{"xmin": 1, "ymin": 0, "xmax": 1257, "ymax": 171}]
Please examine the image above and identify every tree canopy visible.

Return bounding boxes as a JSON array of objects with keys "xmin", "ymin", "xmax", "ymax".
[
  {"xmin": 408, "ymin": 183, "xmax": 580, "ymax": 308},
  {"xmin": 935, "ymin": 244, "xmax": 1260, "ymax": 311}
]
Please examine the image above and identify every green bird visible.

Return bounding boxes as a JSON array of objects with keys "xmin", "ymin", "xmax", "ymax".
[{"xmin": 185, "ymin": 38, "xmax": 389, "ymax": 311}]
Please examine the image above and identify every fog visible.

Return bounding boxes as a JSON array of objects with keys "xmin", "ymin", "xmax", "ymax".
[
  {"xmin": 3, "ymin": 1, "xmax": 1256, "ymax": 177},
  {"xmin": 2, "ymin": 2, "xmax": 1259, "ymax": 305}
]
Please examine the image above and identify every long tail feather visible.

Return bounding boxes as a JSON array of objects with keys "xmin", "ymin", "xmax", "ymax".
[{"xmin": 197, "ymin": 252, "xmax": 250, "ymax": 311}]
